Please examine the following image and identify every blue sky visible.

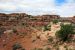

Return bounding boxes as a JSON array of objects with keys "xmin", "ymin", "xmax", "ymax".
[
  {"xmin": 0, "ymin": 0, "xmax": 75, "ymax": 17},
  {"xmin": 55, "ymin": 0, "xmax": 66, "ymax": 6}
]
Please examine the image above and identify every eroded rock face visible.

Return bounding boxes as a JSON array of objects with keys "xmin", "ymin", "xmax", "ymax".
[
  {"xmin": 73, "ymin": 16, "xmax": 75, "ymax": 20},
  {"xmin": 0, "ymin": 13, "xmax": 61, "ymax": 27},
  {"xmin": 0, "ymin": 13, "xmax": 75, "ymax": 27},
  {"xmin": 0, "ymin": 13, "xmax": 28, "ymax": 21},
  {"xmin": 0, "ymin": 13, "xmax": 9, "ymax": 21},
  {"xmin": 71, "ymin": 16, "xmax": 75, "ymax": 24},
  {"xmin": 8, "ymin": 13, "xmax": 28, "ymax": 17},
  {"xmin": 0, "ymin": 13, "xmax": 29, "ymax": 26}
]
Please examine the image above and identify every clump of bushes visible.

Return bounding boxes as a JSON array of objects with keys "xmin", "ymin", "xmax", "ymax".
[
  {"xmin": 32, "ymin": 48, "xmax": 43, "ymax": 50},
  {"xmin": 43, "ymin": 24, "xmax": 51, "ymax": 31},
  {"xmin": 13, "ymin": 29, "xmax": 17, "ymax": 33},
  {"xmin": 56, "ymin": 24, "xmax": 75, "ymax": 42},
  {"xmin": 48, "ymin": 36, "xmax": 53, "ymax": 43},
  {"xmin": 0, "ymin": 27, "xmax": 6, "ymax": 37},
  {"xmin": 12, "ymin": 28, "xmax": 19, "ymax": 35},
  {"xmin": 19, "ymin": 33, "xmax": 27, "ymax": 38},
  {"xmin": 64, "ymin": 45, "xmax": 68, "ymax": 50},
  {"xmin": 52, "ymin": 19, "xmax": 59, "ymax": 24},
  {"xmin": 12, "ymin": 43, "xmax": 25, "ymax": 50},
  {"xmin": 12, "ymin": 43, "xmax": 22, "ymax": 50},
  {"xmin": 45, "ymin": 47, "xmax": 51, "ymax": 50}
]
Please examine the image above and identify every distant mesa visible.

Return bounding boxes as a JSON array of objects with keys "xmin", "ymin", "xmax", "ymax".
[{"xmin": 0, "ymin": 13, "xmax": 74, "ymax": 24}]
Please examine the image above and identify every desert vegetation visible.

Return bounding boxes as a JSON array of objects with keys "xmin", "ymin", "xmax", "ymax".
[
  {"xmin": 56, "ymin": 24, "xmax": 75, "ymax": 42},
  {"xmin": 12, "ymin": 43, "xmax": 25, "ymax": 50},
  {"xmin": 0, "ymin": 13, "xmax": 75, "ymax": 50}
]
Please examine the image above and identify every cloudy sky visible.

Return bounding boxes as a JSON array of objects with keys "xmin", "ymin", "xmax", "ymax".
[{"xmin": 0, "ymin": 0, "xmax": 75, "ymax": 17}]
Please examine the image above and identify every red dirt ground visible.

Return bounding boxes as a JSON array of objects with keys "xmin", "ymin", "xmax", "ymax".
[{"xmin": 0, "ymin": 28, "xmax": 47, "ymax": 50}]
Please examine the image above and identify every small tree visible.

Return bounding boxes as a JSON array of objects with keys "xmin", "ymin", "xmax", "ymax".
[
  {"xmin": 43, "ymin": 24, "xmax": 51, "ymax": 31},
  {"xmin": 33, "ymin": 48, "xmax": 43, "ymax": 50},
  {"xmin": 12, "ymin": 43, "xmax": 25, "ymax": 50},
  {"xmin": 52, "ymin": 19, "xmax": 59, "ymax": 24},
  {"xmin": 45, "ymin": 47, "xmax": 51, "ymax": 50},
  {"xmin": 12, "ymin": 28, "xmax": 19, "ymax": 35},
  {"xmin": 21, "ymin": 48, "xmax": 25, "ymax": 50},
  {"xmin": 48, "ymin": 36, "xmax": 53, "ymax": 43},
  {"xmin": 56, "ymin": 24, "xmax": 75, "ymax": 42},
  {"xmin": 13, "ymin": 29, "xmax": 17, "ymax": 33},
  {"xmin": 0, "ymin": 27, "xmax": 6, "ymax": 37},
  {"xmin": 12, "ymin": 43, "xmax": 22, "ymax": 50}
]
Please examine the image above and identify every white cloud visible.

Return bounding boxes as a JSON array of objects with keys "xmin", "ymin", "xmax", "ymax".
[
  {"xmin": 0, "ymin": 3, "xmax": 16, "ymax": 11},
  {"xmin": 0, "ymin": 0, "xmax": 75, "ymax": 17},
  {"xmin": 56, "ymin": 0, "xmax": 75, "ymax": 17}
]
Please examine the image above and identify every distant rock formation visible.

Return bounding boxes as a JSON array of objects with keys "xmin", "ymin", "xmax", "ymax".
[{"xmin": 0, "ymin": 13, "xmax": 74, "ymax": 27}]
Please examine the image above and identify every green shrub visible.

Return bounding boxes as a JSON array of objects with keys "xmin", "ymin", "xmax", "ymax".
[
  {"xmin": 52, "ymin": 19, "xmax": 59, "ymax": 24},
  {"xmin": 48, "ymin": 36, "xmax": 53, "ymax": 43},
  {"xmin": 64, "ymin": 45, "xmax": 68, "ymax": 50},
  {"xmin": 37, "ymin": 48, "xmax": 43, "ymax": 50},
  {"xmin": 32, "ymin": 48, "xmax": 43, "ymax": 50},
  {"xmin": 12, "ymin": 43, "xmax": 22, "ymax": 50},
  {"xmin": 0, "ymin": 27, "xmax": 6, "ymax": 37},
  {"xmin": 43, "ymin": 24, "xmax": 51, "ymax": 31},
  {"xmin": 56, "ymin": 24, "xmax": 75, "ymax": 42},
  {"xmin": 45, "ymin": 47, "xmax": 51, "ymax": 50},
  {"xmin": 13, "ymin": 29, "xmax": 17, "ymax": 33},
  {"xmin": 21, "ymin": 48, "xmax": 25, "ymax": 50}
]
